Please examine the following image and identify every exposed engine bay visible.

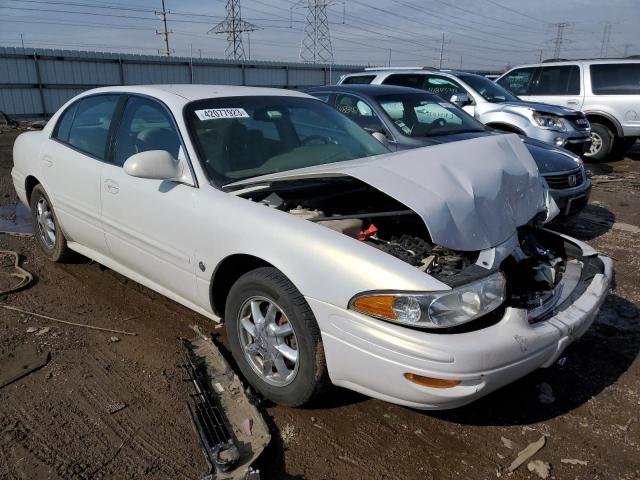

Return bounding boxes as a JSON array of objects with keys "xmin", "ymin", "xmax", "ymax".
[{"xmin": 239, "ymin": 177, "xmax": 588, "ymax": 326}]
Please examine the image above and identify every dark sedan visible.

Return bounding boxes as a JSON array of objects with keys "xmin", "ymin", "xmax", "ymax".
[{"xmin": 306, "ymin": 85, "xmax": 591, "ymax": 218}]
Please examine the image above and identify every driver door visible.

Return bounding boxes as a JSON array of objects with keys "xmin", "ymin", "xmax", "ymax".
[{"xmin": 100, "ymin": 95, "xmax": 199, "ymax": 303}]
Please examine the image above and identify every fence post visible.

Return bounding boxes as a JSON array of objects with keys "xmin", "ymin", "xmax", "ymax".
[
  {"xmin": 241, "ymin": 63, "xmax": 246, "ymax": 86},
  {"xmin": 285, "ymin": 65, "xmax": 290, "ymax": 88},
  {"xmin": 118, "ymin": 58, "xmax": 124, "ymax": 85},
  {"xmin": 33, "ymin": 53, "xmax": 46, "ymax": 118}
]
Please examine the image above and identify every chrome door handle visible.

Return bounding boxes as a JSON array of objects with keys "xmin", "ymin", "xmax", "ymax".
[
  {"xmin": 104, "ymin": 180, "xmax": 119, "ymax": 194},
  {"xmin": 567, "ymin": 99, "xmax": 579, "ymax": 106}
]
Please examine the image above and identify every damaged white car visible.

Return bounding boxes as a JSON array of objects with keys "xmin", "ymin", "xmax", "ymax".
[{"xmin": 12, "ymin": 86, "xmax": 613, "ymax": 409}]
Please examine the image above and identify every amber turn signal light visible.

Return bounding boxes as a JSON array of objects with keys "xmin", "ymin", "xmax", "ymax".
[
  {"xmin": 352, "ymin": 295, "xmax": 398, "ymax": 320},
  {"xmin": 404, "ymin": 373, "xmax": 461, "ymax": 389}
]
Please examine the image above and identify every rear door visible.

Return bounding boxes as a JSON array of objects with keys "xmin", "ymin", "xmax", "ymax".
[
  {"xmin": 100, "ymin": 95, "xmax": 199, "ymax": 303},
  {"xmin": 41, "ymin": 94, "xmax": 120, "ymax": 255},
  {"xmin": 526, "ymin": 65, "xmax": 584, "ymax": 109}
]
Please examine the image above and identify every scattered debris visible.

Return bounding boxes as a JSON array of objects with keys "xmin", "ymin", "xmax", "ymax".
[
  {"xmin": 561, "ymin": 458, "xmax": 588, "ymax": 466},
  {"xmin": 35, "ymin": 326, "xmax": 50, "ymax": 336},
  {"xmin": 106, "ymin": 402, "xmax": 127, "ymax": 414},
  {"xmin": 0, "ymin": 344, "xmax": 51, "ymax": 389},
  {"xmin": 108, "ymin": 336, "xmax": 121, "ymax": 343},
  {"xmin": 538, "ymin": 383, "xmax": 556, "ymax": 404},
  {"xmin": 240, "ymin": 418, "xmax": 253, "ymax": 437},
  {"xmin": 508, "ymin": 436, "xmax": 546, "ymax": 472},
  {"xmin": 612, "ymin": 222, "xmax": 640, "ymax": 234},
  {"xmin": 0, "ymin": 250, "xmax": 33, "ymax": 294},
  {"xmin": 617, "ymin": 418, "xmax": 633, "ymax": 432},
  {"xmin": 182, "ymin": 335, "xmax": 270, "ymax": 479},
  {"xmin": 1, "ymin": 304, "xmax": 137, "ymax": 336},
  {"xmin": 280, "ymin": 424, "xmax": 296, "ymax": 444},
  {"xmin": 527, "ymin": 460, "xmax": 551, "ymax": 479},
  {"xmin": 501, "ymin": 437, "xmax": 515, "ymax": 449},
  {"xmin": 26, "ymin": 326, "xmax": 37, "ymax": 333}
]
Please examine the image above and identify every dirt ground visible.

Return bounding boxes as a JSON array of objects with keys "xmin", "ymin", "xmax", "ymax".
[{"xmin": 0, "ymin": 126, "xmax": 638, "ymax": 480}]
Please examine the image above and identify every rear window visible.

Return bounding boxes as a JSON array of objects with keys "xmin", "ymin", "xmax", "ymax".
[
  {"xmin": 342, "ymin": 75, "xmax": 375, "ymax": 85},
  {"xmin": 590, "ymin": 63, "xmax": 640, "ymax": 95}
]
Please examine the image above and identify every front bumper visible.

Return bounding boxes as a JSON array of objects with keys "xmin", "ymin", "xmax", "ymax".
[
  {"xmin": 309, "ymin": 247, "xmax": 613, "ymax": 410},
  {"xmin": 526, "ymin": 128, "xmax": 591, "ymax": 154}
]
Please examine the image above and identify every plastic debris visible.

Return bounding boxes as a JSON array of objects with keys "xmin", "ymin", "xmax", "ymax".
[
  {"xmin": 35, "ymin": 326, "xmax": 50, "ymax": 336},
  {"xmin": 26, "ymin": 326, "xmax": 37, "ymax": 333},
  {"xmin": 527, "ymin": 460, "xmax": 551, "ymax": 479},
  {"xmin": 107, "ymin": 402, "xmax": 127, "ymax": 414},
  {"xmin": 508, "ymin": 436, "xmax": 546, "ymax": 472},
  {"xmin": 108, "ymin": 336, "xmax": 121, "ymax": 343},
  {"xmin": 501, "ymin": 436, "xmax": 515, "ymax": 449},
  {"xmin": 240, "ymin": 418, "xmax": 253, "ymax": 437},
  {"xmin": 561, "ymin": 458, "xmax": 588, "ymax": 466},
  {"xmin": 538, "ymin": 383, "xmax": 556, "ymax": 404}
]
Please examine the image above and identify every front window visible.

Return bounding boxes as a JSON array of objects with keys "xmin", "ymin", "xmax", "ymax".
[
  {"xmin": 458, "ymin": 74, "xmax": 520, "ymax": 103},
  {"xmin": 185, "ymin": 96, "xmax": 389, "ymax": 186},
  {"xmin": 497, "ymin": 67, "xmax": 536, "ymax": 95},
  {"xmin": 376, "ymin": 93, "xmax": 486, "ymax": 137}
]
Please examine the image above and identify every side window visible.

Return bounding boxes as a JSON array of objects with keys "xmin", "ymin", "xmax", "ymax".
[
  {"xmin": 421, "ymin": 76, "xmax": 466, "ymax": 99},
  {"xmin": 113, "ymin": 97, "xmax": 181, "ymax": 167},
  {"xmin": 67, "ymin": 95, "xmax": 119, "ymax": 160},
  {"xmin": 383, "ymin": 74, "xmax": 424, "ymax": 89},
  {"xmin": 342, "ymin": 75, "xmax": 375, "ymax": 85},
  {"xmin": 52, "ymin": 102, "xmax": 78, "ymax": 143},
  {"xmin": 531, "ymin": 65, "xmax": 581, "ymax": 95},
  {"xmin": 310, "ymin": 93, "xmax": 330, "ymax": 103},
  {"xmin": 497, "ymin": 67, "xmax": 537, "ymax": 95},
  {"xmin": 335, "ymin": 94, "xmax": 383, "ymax": 130}
]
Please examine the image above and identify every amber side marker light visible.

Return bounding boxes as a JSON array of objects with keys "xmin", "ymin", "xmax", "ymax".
[{"xmin": 404, "ymin": 373, "xmax": 461, "ymax": 389}]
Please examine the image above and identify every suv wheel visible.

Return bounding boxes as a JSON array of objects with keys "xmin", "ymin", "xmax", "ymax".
[
  {"xmin": 30, "ymin": 184, "xmax": 74, "ymax": 262},
  {"xmin": 585, "ymin": 123, "xmax": 614, "ymax": 161},
  {"xmin": 225, "ymin": 267, "xmax": 330, "ymax": 406}
]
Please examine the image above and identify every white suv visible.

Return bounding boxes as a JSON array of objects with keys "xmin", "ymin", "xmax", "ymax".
[{"xmin": 497, "ymin": 59, "xmax": 640, "ymax": 160}]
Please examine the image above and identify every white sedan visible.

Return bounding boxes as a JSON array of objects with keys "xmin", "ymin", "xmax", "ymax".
[{"xmin": 11, "ymin": 85, "xmax": 613, "ymax": 409}]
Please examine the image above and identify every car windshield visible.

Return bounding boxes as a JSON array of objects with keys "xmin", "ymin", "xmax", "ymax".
[
  {"xmin": 185, "ymin": 96, "xmax": 389, "ymax": 186},
  {"xmin": 375, "ymin": 93, "xmax": 486, "ymax": 137},
  {"xmin": 458, "ymin": 74, "xmax": 520, "ymax": 103}
]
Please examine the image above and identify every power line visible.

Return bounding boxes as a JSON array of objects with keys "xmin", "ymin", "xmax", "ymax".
[
  {"xmin": 209, "ymin": 0, "xmax": 258, "ymax": 60},
  {"xmin": 155, "ymin": 0, "xmax": 173, "ymax": 56}
]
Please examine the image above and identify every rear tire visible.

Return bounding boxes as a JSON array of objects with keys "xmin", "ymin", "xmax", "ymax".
[
  {"xmin": 585, "ymin": 123, "xmax": 614, "ymax": 161},
  {"xmin": 225, "ymin": 267, "xmax": 329, "ymax": 407},
  {"xmin": 30, "ymin": 184, "xmax": 73, "ymax": 262}
]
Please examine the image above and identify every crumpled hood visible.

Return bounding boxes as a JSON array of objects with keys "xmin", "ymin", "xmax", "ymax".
[
  {"xmin": 228, "ymin": 135, "xmax": 547, "ymax": 251},
  {"xmin": 493, "ymin": 100, "xmax": 580, "ymax": 117}
]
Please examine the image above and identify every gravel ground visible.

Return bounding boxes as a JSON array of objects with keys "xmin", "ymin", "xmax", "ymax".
[{"xmin": 0, "ymin": 127, "xmax": 638, "ymax": 480}]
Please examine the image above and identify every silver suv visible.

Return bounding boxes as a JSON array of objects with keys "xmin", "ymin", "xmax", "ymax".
[
  {"xmin": 338, "ymin": 68, "xmax": 592, "ymax": 156},
  {"xmin": 497, "ymin": 59, "xmax": 640, "ymax": 160}
]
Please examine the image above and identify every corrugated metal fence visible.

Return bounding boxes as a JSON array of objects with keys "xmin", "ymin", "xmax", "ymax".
[{"xmin": 0, "ymin": 47, "xmax": 364, "ymax": 118}]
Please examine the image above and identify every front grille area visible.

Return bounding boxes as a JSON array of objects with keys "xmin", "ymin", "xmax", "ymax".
[
  {"xmin": 543, "ymin": 168, "xmax": 584, "ymax": 189},
  {"xmin": 567, "ymin": 115, "xmax": 590, "ymax": 130}
]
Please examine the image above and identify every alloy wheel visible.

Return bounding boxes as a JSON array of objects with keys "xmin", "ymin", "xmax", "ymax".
[
  {"xmin": 588, "ymin": 132, "xmax": 602, "ymax": 156},
  {"xmin": 36, "ymin": 197, "xmax": 56, "ymax": 249},
  {"xmin": 237, "ymin": 296, "xmax": 299, "ymax": 387}
]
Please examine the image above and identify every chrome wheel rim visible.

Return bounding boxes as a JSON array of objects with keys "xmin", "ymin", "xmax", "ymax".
[
  {"xmin": 36, "ymin": 197, "xmax": 56, "ymax": 249},
  {"xmin": 587, "ymin": 132, "xmax": 602, "ymax": 156},
  {"xmin": 237, "ymin": 296, "xmax": 299, "ymax": 387}
]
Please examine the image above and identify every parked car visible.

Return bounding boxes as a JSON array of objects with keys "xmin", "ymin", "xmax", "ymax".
[
  {"xmin": 307, "ymin": 84, "xmax": 591, "ymax": 218},
  {"xmin": 497, "ymin": 59, "xmax": 640, "ymax": 160},
  {"xmin": 12, "ymin": 85, "xmax": 613, "ymax": 410},
  {"xmin": 339, "ymin": 68, "xmax": 592, "ymax": 156}
]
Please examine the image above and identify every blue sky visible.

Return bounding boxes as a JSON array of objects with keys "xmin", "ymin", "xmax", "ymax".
[{"xmin": 0, "ymin": 0, "xmax": 638, "ymax": 69}]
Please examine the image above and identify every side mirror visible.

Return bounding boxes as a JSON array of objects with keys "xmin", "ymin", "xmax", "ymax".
[
  {"xmin": 371, "ymin": 131, "xmax": 389, "ymax": 148},
  {"xmin": 123, "ymin": 150, "xmax": 183, "ymax": 181},
  {"xmin": 450, "ymin": 93, "xmax": 471, "ymax": 107}
]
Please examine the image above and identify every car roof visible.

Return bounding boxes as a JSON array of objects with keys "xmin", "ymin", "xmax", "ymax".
[
  {"xmin": 503, "ymin": 58, "xmax": 640, "ymax": 71},
  {"xmin": 77, "ymin": 84, "xmax": 311, "ymax": 103},
  {"xmin": 306, "ymin": 84, "xmax": 431, "ymax": 97}
]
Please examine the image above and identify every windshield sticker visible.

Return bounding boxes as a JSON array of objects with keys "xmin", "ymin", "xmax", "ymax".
[{"xmin": 195, "ymin": 108, "xmax": 250, "ymax": 120}]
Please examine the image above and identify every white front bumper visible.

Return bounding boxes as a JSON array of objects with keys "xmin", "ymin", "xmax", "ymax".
[{"xmin": 308, "ymin": 255, "xmax": 613, "ymax": 410}]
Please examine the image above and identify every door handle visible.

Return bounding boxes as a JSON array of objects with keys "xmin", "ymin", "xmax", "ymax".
[
  {"xmin": 104, "ymin": 179, "xmax": 119, "ymax": 194},
  {"xmin": 41, "ymin": 157, "xmax": 53, "ymax": 167},
  {"xmin": 566, "ymin": 99, "xmax": 579, "ymax": 106}
]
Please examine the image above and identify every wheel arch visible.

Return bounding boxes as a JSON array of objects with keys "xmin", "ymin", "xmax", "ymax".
[
  {"xmin": 210, "ymin": 253, "xmax": 277, "ymax": 318},
  {"xmin": 584, "ymin": 112, "xmax": 623, "ymax": 137},
  {"xmin": 485, "ymin": 122, "xmax": 526, "ymax": 135},
  {"xmin": 25, "ymin": 175, "xmax": 41, "ymax": 203}
]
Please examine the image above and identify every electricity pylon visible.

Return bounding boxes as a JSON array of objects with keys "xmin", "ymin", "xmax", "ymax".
[{"xmin": 209, "ymin": 0, "xmax": 258, "ymax": 61}]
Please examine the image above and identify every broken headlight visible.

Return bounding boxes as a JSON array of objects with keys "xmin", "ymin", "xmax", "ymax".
[{"xmin": 349, "ymin": 272, "xmax": 506, "ymax": 329}]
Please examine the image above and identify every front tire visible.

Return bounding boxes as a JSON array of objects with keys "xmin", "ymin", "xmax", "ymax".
[
  {"xmin": 30, "ymin": 184, "xmax": 73, "ymax": 262},
  {"xmin": 225, "ymin": 267, "xmax": 329, "ymax": 407},
  {"xmin": 585, "ymin": 123, "xmax": 614, "ymax": 161}
]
